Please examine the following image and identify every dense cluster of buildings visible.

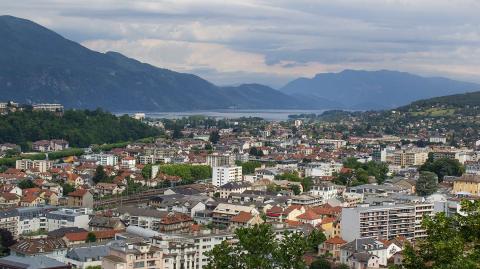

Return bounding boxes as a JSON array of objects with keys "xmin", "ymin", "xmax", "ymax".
[{"xmin": 0, "ymin": 117, "xmax": 478, "ymax": 268}]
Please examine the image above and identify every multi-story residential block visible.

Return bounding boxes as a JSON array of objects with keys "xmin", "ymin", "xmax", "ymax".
[
  {"xmin": 212, "ymin": 166, "xmax": 242, "ymax": 187},
  {"xmin": 84, "ymin": 154, "xmax": 118, "ymax": 166},
  {"xmin": 465, "ymin": 161, "xmax": 480, "ymax": 175},
  {"xmin": 431, "ymin": 149, "xmax": 472, "ymax": 164},
  {"xmin": 317, "ymin": 139, "xmax": 346, "ymax": 149},
  {"xmin": 0, "ymin": 210, "xmax": 19, "ymax": 238},
  {"xmin": 390, "ymin": 148, "xmax": 429, "ymax": 167},
  {"xmin": 340, "ymin": 203, "xmax": 434, "ymax": 242},
  {"xmin": 117, "ymin": 207, "xmax": 193, "ymax": 234},
  {"xmin": 304, "ymin": 162, "xmax": 343, "ymax": 177},
  {"xmin": 15, "ymin": 159, "xmax": 53, "ymax": 173},
  {"xmin": 309, "ymin": 182, "xmax": 340, "ymax": 200},
  {"xmin": 120, "ymin": 156, "xmax": 136, "ymax": 170},
  {"xmin": 46, "ymin": 208, "xmax": 90, "ymax": 232},
  {"xmin": 206, "ymin": 153, "xmax": 234, "ymax": 167},
  {"xmin": 102, "ymin": 241, "xmax": 163, "ymax": 269},
  {"xmin": 32, "ymin": 103, "xmax": 64, "ymax": 113},
  {"xmin": 152, "ymin": 237, "xmax": 196, "ymax": 269}
]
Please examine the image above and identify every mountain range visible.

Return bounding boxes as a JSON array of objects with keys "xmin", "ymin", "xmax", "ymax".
[
  {"xmin": 280, "ymin": 70, "xmax": 480, "ymax": 109},
  {"xmin": 0, "ymin": 15, "xmax": 479, "ymax": 112}
]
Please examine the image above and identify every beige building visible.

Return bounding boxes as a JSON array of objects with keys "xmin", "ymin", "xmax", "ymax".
[
  {"xmin": 453, "ymin": 174, "xmax": 480, "ymax": 196},
  {"xmin": 15, "ymin": 159, "xmax": 53, "ymax": 173},
  {"xmin": 103, "ymin": 241, "xmax": 163, "ymax": 269},
  {"xmin": 391, "ymin": 149, "xmax": 429, "ymax": 167}
]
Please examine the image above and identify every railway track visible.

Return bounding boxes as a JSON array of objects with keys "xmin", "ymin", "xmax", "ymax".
[{"xmin": 94, "ymin": 188, "xmax": 166, "ymax": 208}]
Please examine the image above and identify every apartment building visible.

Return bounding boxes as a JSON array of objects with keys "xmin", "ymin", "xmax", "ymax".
[
  {"xmin": 84, "ymin": 154, "xmax": 118, "ymax": 166},
  {"xmin": 15, "ymin": 159, "xmax": 53, "ymax": 173},
  {"xmin": 317, "ymin": 139, "xmax": 347, "ymax": 149},
  {"xmin": 0, "ymin": 210, "xmax": 19, "ymax": 238},
  {"xmin": 102, "ymin": 241, "xmax": 163, "ymax": 269},
  {"xmin": 32, "ymin": 103, "xmax": 64, "ymax": 113},
  {"xmin": 206, "ymin": 153, "xmax": 235, "ymax": 167},
  {"xmin": 46, "ymin": 208, "xmax": 90, "ymax": 232},
  {"xmin": 304, "ymin": 162, "xmax": 343, "ymax": 177},
  {"xmin": 341, "ymin": 203, "xmax": 434, "ymax": 241},
  {"xmin": 390, "ymin": 149, "xmax": 429, "ymax": 167},
  {"xmin": 212, "ymin": 166, "xmax": 242, "ymax": 187}
]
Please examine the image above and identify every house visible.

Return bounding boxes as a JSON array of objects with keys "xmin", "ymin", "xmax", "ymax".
[
  {"xmin": 63, "ymin": 229, "xmax": 119, "ymax": 245},
  {"xmin": 67, "ymin": 189, "xmax": 94, "ymax": 208},
  {"xmin": 319, "ymin": 236, "xmax": 347, "ymax": 261},
  {"xmin": 219, "ymin": 181, "xmax": 251, "ymax": 198},
  {"xmin": 347, "ymin": 252, "xmax": 382, "ymax": 269},
  {"xmin": 88, "ymin": 216, "xmax": 126, "ymax": 231},
  {"xmin": 20, "ymin": 194, "xmax": 44, "ymax": 207},
  {"xmin": 229, "ymin": 211, "xmax": 264, "ymax": 229},
  {"xmin": 94, "ymin": 183, "xmax": 124, "ymax": 197},
  {"xmin": 0, "ymin": 193, "xmax": 20, "ymax": 208},
  {"xmin": 296, "ymin": 209, "xmax": 322, "ymax": 227},
  {"xmin": 340, "ymin": 238, "xmax": 388, "ymax": 267}
]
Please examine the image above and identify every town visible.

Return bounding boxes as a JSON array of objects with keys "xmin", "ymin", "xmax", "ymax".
[{"xmin": 0, "ymin": 103, "xmax": 478, "ymax": 269}]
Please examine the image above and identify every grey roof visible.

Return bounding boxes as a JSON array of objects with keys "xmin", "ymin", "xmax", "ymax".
[
  {"xmin": 350, "ymin": 252, "xmax": 376, "ymax": 263},
  {"xmin": 66, "ymin": 245, "xmax": 109, "ymax": 261},
  {"xmin": 0, "ymin": 255, "xmax": 68, "ymax": 269},
  {"xmin": 220, "ymin": 181, "xmax": 251, "ymax": 190},
  {"xmin": 341, "ymin": 238, "xmax": 386, "ymax": 252},
  {"xmin": 48, "ymin": 227, "xmax": 87, "ymax": 238},
  {"xmin": 117, "ymin": 206, "xmax": 169, "ymax": 218}
]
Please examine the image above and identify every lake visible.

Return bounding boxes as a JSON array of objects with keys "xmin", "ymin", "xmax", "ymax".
[{"xmin": 118, "ymin": 109, "xmax": 328, "ymax": 121}]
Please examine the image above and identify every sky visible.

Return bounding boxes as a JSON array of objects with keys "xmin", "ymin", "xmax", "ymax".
[{"xmin": 2, "ymin": 0, "xmax": 480, "ymax": 88}]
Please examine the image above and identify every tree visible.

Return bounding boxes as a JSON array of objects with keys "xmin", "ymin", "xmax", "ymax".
[
  {"xmin": 249, "ymin": 147, "xmax": 264, "ymax": 157},
  {"xmin": 18, "ymin": 179, "xmax": 35, "ymax": 189},
  {"xmin": 420, "ymin": 158, "xmax": 464, "ymax": 181},
  {"xmin": 0, "ymin": 229, "xmax": 15, "ymax": 256},
  {"xmin": 307, "ymin": 229, "xmax": 327, "ymax": 252},
  {"xmin": 209, "ymin": 131, "xmax": 220, "ymax": 144},
  {"xmin": 291, "ymin": 184, "xmax": 301, "ymax": 195},
  {"xmin": 206, "ymin": 224, "xmax": 311, "ymax": 269},
  {"xmin": 400, "ymin": 200, "xmax": 480, "ymax": 268},
  {"xmin": 62, "ymin": 184, "xmax": 75, "ymax": 195},
  {"xmin": 142, "ymin": 164, "xmax": 153, "ymax": 179},
  {"xmin": 86, "ymin": 232, "xmax": 97, "ymax": 243},
  {"xmin": 172, "ymin": 124, "xmax": 183, "ymax": 139},
  {"xmin": 92, "ymin": 165, "xmax": 108, "ymax": 183},
  {"xmin": 310, "ymin": 256, "xmax": 331, "ymax": 269},
  {"xmin": 416, "ymin": 171, "xmax": 438, "ymax": 196}
]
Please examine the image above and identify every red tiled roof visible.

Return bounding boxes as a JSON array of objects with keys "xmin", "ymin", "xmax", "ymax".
[
  {"xmin": 231, "ymin": 211, "xmax": 253, "ymax": 223},
  {"xmin": 325, "ymin": 236, "xmax": 347, "ymax": 245},
  {"xmin": 64, "ymin": 230, "xmax": 121, "ymax": 242},
  {"xmin": 297, "ymin": 210, "xmax": 321, "ymax": 221},
  {"xmin": 68, "ymin": 189, "xmax": 89, "ymax": 197}
]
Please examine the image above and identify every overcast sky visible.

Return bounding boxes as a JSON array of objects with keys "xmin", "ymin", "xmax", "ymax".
[{"xmin": 2, "ymin": 0, "xmax": 480, "ymax": 87}]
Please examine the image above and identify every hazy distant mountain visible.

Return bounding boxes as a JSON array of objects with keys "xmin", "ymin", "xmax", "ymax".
[
  {"xmin": 281, "ymin": 69, "xmax": 480, "ymax": 109},
  {"xmin": 0, "ymin": 15, "xmax": 312, "ymax": 111}
]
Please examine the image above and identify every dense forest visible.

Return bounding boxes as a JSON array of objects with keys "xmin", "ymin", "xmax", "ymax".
[{"xmin": 0, "ymin": 109, "xmax": 162, "ymax": 148}]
